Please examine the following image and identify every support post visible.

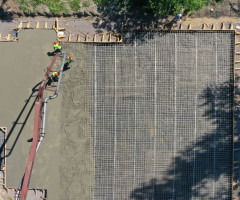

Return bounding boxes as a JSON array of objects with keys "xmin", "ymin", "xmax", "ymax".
[
  {"xmin": 77, "ymin": 34, "xmax": 80, "ymax": 42},
  {"xmin": 221, "ymin": 22, "xmax": 225, "ymax": 30},
  {"xmin": 36, "ymin": 21, "xmax": 39, "ymax": 29},
  {"xmin": 68, "ymin": 34, "xmax": 71, "ymax": 42},
  {"xmin": 93, "ymin": 34, "xmax": 96, "ymax": 42},
  {"xmin": 109, "ymin": 33, "xmax": 112, "ymax": 42},
  {"xmin": 26, "ymin": 21, "xmax": 30, "ymax": 29},
  {"xmin": 44, "ymin": 22, "xmax": 48, "ymax": 29}
]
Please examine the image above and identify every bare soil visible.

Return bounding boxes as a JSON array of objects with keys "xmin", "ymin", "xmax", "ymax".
[{"xmin": 59, "ymin": 43, "xmax": 94, "ymax": 200}]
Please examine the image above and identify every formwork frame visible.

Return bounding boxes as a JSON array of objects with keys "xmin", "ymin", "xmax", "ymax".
[
  {"xmin": 0, "ymin": 128, "xmax": 47, "ymax": 199},
  {"xmin": 0, "ymin": 127, "xmax": 7, "ymax": 190},
  {"xmin": 233, "ymin": 31, "xmax": 240, "ymax": 200},
  {"xmin": 0, "ymin": 19, "xmax": 239, "ymax": 199}
]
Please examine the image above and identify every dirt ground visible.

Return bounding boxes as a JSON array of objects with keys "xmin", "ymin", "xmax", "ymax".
[
  {"xmin": 59, "ymin": 43, "xmax": 94, "ymax": 200},
  {"xmin": 0, "ymin": 29, "xmax": 62, "ymax": 200}
]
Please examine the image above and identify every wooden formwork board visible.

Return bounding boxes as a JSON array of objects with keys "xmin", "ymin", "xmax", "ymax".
[
  {"xmin": 0, "ymin": 127, "xmax": 47, "ymax": 199},
  {"xmin": 1, "ymin": 19, "xmax": 240, "ymax": 43},
  {"xmin": 0, "ymin": 127, "xmax": 6, "ymax": 190},
  {"xmin": 233, "ymin": 30, "xmax": 240, "ymax": 200}
]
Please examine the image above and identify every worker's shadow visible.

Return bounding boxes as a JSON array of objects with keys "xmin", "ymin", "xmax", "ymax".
[
  {"xmin": 47, "ymin": 52, "xmax": 55, "ymax": 56},
  {"xmin": 63, "ymin": 63, "xmax": 70, "ymax": 72},
  {"xmin": 47, "ymin": 50, "xmax": 62, "ymax": 57},
  {"xmin": 0, "ymin": 81, "xmax": 42, "ymax": 166}
]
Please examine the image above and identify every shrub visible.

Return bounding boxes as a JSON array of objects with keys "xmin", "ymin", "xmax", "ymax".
[{"xmin": 94, "ymin": 0, "xmax": 211, "ymax": 16}]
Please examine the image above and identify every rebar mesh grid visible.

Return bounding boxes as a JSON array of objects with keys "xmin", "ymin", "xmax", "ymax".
[{"xmin": 64, "ymin": 30, "xmax": 234, "ymax": 200}]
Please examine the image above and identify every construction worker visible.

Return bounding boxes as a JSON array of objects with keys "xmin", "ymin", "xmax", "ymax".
[
  {"xmin": 47, "ymin": 72, "xmax": 59, "ymax": 86},
  {"xmin": 67, "ymin": 56, "xmax": 73, "ymax": 64},
  {"xmin": 53, "ymin": 41, "xmax": 62, "ymax": 54},
  {"xmin": 63, "ymin": 56, "xmax": 74, "ymax": 71},
  {"xmin": 52, "ymin": 72, "xmax": 59, "ymax": 80},
  {"xmin": 175, "ymin": 14, "xmax": 182, "ymax": 21}
]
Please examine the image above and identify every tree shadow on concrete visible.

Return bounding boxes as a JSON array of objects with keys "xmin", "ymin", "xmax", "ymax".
[
  {"xmin": 0, "ymin": 81, "xmax": 42, "ymax": 168},
  {"xmin": 130, "ymin": 81, "xmax": 233, "ymax": 199}
]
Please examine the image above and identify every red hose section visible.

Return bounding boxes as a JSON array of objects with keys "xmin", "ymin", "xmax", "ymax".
[
  {"xmin": 19, "ymin": 102, "xmax": 42, "ymax": 200},
  {"xmin": 19, "ymin": 55, "xmax": 58, "ymax": 200},
  {"xmin": 38, "ymin": 55, "xmax": 58, "ymax": 100}
]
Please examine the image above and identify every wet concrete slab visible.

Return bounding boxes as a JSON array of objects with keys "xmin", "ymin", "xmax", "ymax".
[{"xmin": 0, "ymin": 29, "xmax": 61, "ymax": 200}]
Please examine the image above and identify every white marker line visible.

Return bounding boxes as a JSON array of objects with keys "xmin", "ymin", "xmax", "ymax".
[
  {"xmin": 152, "ymin": 35, "xmax": 157, "ymax": 200},
  {"xmin": 113, "ymin": 46, "xmax": 117, "ymax": 199},
  {"xmin": 213, "ymin": 32, "xmax": 218, "ymax": 198},
  {"xmin": 134, "ymin": 33, "xmax": 137, "ymax": 190},
  {"xmin": 192, "ymin": 34, "xmax": 198, "ymax": 200},
  {"xmin": 93, "ymin": 45, "xmax": 97, "ymax": 200},
  {"xmin": 172, "ymin": 33, "xmax": 177, "ymax": 200}
]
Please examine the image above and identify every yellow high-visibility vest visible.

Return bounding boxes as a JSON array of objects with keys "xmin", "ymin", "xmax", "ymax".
[{"xmin": 54, "ymin": 44, "xmax": 62, "ymax": 50}]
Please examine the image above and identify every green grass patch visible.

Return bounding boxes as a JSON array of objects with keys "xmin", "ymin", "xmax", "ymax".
[
  {"xmin": 17, "ymin": 0, "xmax": 69, "ymax": 15},
  {"xmin": 70, "ymin": 0, "xmax": 80, "ymax": 11},
  {"xmin": 82, "ymin": 1, "xmax": 90, "ymax": 7},
  {"xmin": 44, "ymin": 0, "xmax": 69, "ymax": 15},
  {"xmin": 18, "ymin": 0, "xmax": 35, "ymax": 15}
]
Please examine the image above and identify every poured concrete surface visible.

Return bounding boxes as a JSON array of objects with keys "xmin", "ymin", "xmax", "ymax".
[{"xmin": 0, "ymin": 30, "xmax": 61, "ymax": 200}]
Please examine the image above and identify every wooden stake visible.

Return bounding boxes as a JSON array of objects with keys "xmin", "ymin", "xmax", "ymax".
[
  {"xmin": 93, "ymin": 34, "xmax": 96, "ymax": 42},
  {"xmin": 212, "ymin": 24, "xmax": 215, "ymax": 30},
  {"xmin": 85, "ymin": 33, "xmax": 89, "ymax": 42},
  {"xmin": 179, "ymin": 23, "xmax": 183, "ymax": 30},
  {"xmin": 44, "ymin": 21, "xmax": 48, "ymax": 29},
  {"xmin": 77, "ymin": 34, "xmax": 80, "ymax": 42},
  {"xmin": 101, "ymin": 33, "xmax": 105, "ymax": 42},
  {"xmin": 18, "ymin": 21, "xmax": 22, "ymax": 31},
  {"xmin": 68, "ymin": 34, "xmax": 71, "ymax": 42},
  {"xmin": 36, "ymin": 21, "xmax": 39, "ymax": 29},
  {"xmin": 202, "ymin": 23, "xmax": 207, "ymax": 30},
  {"xmin": 230, "ymin": 22, "xmax": 233, "ymax": 30},
  {"xmin": 108, "ymin": 33, "xmax": 112, "ymax": 42},
  {"xmin": 221, "ymin": 22, "xmax": 225, "ymax": 30},
  {"xmin": 6, "ymin": 34, "xmax": 10, "ymax": 41},
  {"xmin": 26, "ymin": 21, "xmax": 30, "ymax": 29},
  {"xmin": 188, "ymin": 24, "xmax": 191, "ymax": 30}
]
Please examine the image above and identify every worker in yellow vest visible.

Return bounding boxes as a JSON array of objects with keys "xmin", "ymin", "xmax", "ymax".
[
  {"xmin": 53, "ymin": 41, "xmax": 62, "ymax": 54},
  {"xmin": 63, "ymin": 56, "xmax": 74, "ymax": 71},
  {"xmin": 52, "ymin": 72, "xmax": 59, "ymax": 78},
  {"xmin": 47, "ymin": 72, "xmax": 59, "ymax": 86}
]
